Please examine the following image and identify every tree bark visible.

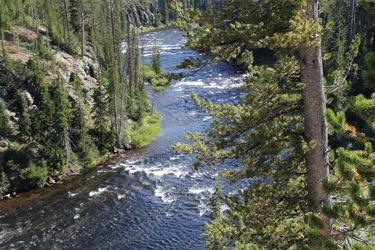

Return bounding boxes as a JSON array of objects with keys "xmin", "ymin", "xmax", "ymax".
[{"xmin": 300, "ymin": 0, "xmax": 331, "ymax": 232}]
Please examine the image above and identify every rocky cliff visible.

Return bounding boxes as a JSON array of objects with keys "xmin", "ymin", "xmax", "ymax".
[
  {"xmin": 0, "ymin": 25, "xmax": 100, "ymax": 124},
  {"xmin": 128, "ymin": 2, "xmax": 158, "ymax": 27}
]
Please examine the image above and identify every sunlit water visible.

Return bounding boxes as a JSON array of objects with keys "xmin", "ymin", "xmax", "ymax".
[{"xmin": 0, "ymin": 29, "xmax": 248, "ymax": 249}]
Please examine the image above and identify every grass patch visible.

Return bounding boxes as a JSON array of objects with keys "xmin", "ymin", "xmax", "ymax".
[
  {"xmin": 151, "ymin": 75, "xmax": 171, "ymax": 91},
  {"xmin": 143, "ymin": 63, "xmax": 158, "ymax": 81},
  {"xmin": 143, "ymin": 62, "xmax": 173, "ymax": 92},
  {"xmin": 129, "ymin": 112, "xmax": 162, "ymax": 148}
]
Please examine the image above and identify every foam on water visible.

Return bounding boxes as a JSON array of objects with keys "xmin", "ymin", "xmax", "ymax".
[
  {"xmin": 122, "ymin": 162, "xmax": 189, "ymax": 179},
  {"xmin": 117, "ymin": 194, "xmax": 126, "ymax": 200},
  {"xmin": 68, "ymin": 191, "xmax": 79, "ymax": 197},
  {"xmin": 154, "ymin": 185, "xmax": 176, "ymax": 203},
  {"xmin": 188, "ymin": 186, "xmax": 215, "ymax": 195},
  {"xmin": 197, "ymin": 199, "xmax": 211, "ymax": 216},
  {"xmin": 88, "ymin": 187, "xmax": 109, "ymax": 197}
]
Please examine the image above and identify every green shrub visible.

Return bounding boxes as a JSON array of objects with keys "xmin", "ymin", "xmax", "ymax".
[
  {"xmin": 151, "ymin": 75, "xmax": 171, "ymax": 91},
  {"xmin": 21, "ymin": 161, "xmax": 49, "ymax": 188},
  {"xmin": 130, "ymin": 113, "xmax": 161, "ymax": 148},
  {"xmin": 37, "ymin": 42, "xmax": 53, "ymax": 60},
  {"xmin": 0, "ymin": 172, "xmax": 9, "ymax": 196},
  {"xmin": 0, "ymin": 98, "xmax": 11, "ymax": 137},
  {"xmin": 143, "ymin": 63, "xmax": 157, "ymax": 81},
  {"xmin": 143, "ymin": 62, "xmax": 173, "ymax": 91}
]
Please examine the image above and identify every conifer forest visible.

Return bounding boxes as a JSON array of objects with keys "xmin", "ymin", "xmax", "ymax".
[{"xmin": 0, "ymin": 0, "xmax": 374, "ymax": 249}]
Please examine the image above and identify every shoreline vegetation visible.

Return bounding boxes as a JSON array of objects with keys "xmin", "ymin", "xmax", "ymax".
[{"xmin": 0, "ymin": 1, "xmax": 171, "ymax": 200}]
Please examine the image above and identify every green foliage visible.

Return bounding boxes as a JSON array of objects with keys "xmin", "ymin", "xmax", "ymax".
[
  {"xmin": 352, "ymin": 95, "xmax": 375, "ymax": 129},
  {"xmin": 211, "ymin": 177, "xmax": 223, "ymax": 220},
  {"xmin": 15, "ymin": 92, "xmax": 32, "ymax": 138},
  {"xmin": 129, "ymin": 112, "xmax": 161, "ymax": 148},
  {"xmin": 0, "ymin": 0, "xmax": 158, "ymax": 195},
  {"xmin": 175, "ymin": 54, "xmax": 307, "ymax": 248},
  {"xmin": 143, "ymin": 62, "xmax": 158, "ymax": 81},
  {"xmin": 93, "ymin": 76, "xmax": 112, "ymax": 152},
  {"xmin": 186, "ymin": 0, "xmax": 299, "ymax": 61},
  {"xmin": 143, "ymin": 62, "xmax": 172, "ymax": 91},
  {"xmin": 363, "ymin": 52, "xmax": 375, "ymax": 90},
  {"xmin": 178, "ymin": 0, "xmax": 375, "ymax": 248},
  {"xmin": 326, "ymin": 110, "xmax": 375, "ymax": 247},
  {"xmin": 234, "ymin": 242, "xmax": 259, "ymax": 250},
  {"xmin": 0, "ymin": 172, "xmax": 9, "ymax": 196},
  {"xmin": 71, "ymin": 75, "xmax": 99, "ymax": 166},
  {"xmin": 152, "ymin": 42, "xmax": 162, "ymax": 74},
  {"xmin": 21, "ymin": 161, "xmax": 48, "ymax": 188},
  {"xmin": 0, "ymin": 98, "xmax": 11, "ymax": 137},
  {"xmin": 36, "ymin": 42, "xmax": 53, "ymax": 60},
  {"xmin": 151, "ymin": 75, "xmax": 171, "ymax": 91},
  {"xmin": 69, "ymin": 0, "xmax": 81, "ymax": 34}
]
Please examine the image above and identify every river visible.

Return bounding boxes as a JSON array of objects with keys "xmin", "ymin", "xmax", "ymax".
[{"xmin": 0, "ymin": 29, "xmax": 245, "ymax": 250}]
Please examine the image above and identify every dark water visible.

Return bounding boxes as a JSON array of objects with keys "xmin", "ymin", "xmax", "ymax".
[{"xmin": 0, "ymin": 29, "xmax": 245, "ymax": 250}]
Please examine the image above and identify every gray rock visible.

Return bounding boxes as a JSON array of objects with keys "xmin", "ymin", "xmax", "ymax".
[
  {"xmin": 47, "ymin": 176, "xmax": 56, "ymax": 184},
  {"xmin": 23, "ymin": 90, "xmax": 34, "ymax": 105},
  {"xmin": 29, "ymin": 105, "xmax": 38, "ymax": 112}
]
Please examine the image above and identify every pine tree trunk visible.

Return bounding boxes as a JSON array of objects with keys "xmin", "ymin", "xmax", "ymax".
[{"xmin": 300, "ymin": 0, "xmax": 331, "ymax": 232}]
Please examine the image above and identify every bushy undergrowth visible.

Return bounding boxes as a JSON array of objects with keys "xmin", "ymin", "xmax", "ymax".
[
  {"xmin": 129, "ymin": 112, "xmax": 161, "ymax": 148},
  {"xmin": 143, "ymin": 62, "xmax": 172, "ymax": 91}
]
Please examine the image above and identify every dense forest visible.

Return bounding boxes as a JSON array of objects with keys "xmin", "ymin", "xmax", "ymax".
[
  {"xmin": 0, "ymin": 0, "xmax": 164, "ymax": 194},
  {"xmin": 0, "ymin": 0, "xmax": 374, "ymax": 249}
]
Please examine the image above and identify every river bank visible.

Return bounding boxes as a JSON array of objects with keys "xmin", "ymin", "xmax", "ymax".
[{"xmin": 0, "ymin": 28, "xmax": 245, "ymax": 249}]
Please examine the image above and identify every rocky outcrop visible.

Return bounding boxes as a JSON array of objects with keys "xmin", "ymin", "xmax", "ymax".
[
  {"xmin": 127, "ymin": 2, "xmax": 157, "ymax": 27},
  {"xmin": 2, "ymin": 26, "xmax": 100, "ymax": 109},
  {"xmin": 54, "ymin": 44, "xmax": 99, "ymax": 105}
]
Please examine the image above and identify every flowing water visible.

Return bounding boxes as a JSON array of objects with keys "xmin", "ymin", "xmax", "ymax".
[{"xmin": 0, "ymin": 29, "xmax": 247, "ymax": 249}]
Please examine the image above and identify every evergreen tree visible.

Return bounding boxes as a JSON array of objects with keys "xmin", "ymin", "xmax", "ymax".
[
  {"xmin": 16, "ymin": 92, "xmax": 32, "ymax": 138},
  {"xmin": 50, "ymin": 77, "xmax": 71, "ymax": 171},
  {"xmin": 176, "ymin": 0, "xmax": 375, "ymax": 248},
  {"xmin": 323, "ymin": 108, "xmax": 375, "ymax": 248},
  {"xmin": 363, "ymin": 52, "xmax": 375, "ymax": 90},
  {"xmin": 27, "ymin": 58, "xmax": 53, "ymax": 140},
  {"xmin": 93, "ymin": 77, "xmax": 111, "ymax": 151},
  {"xmin": 0, "ymin": 98, "xmax": 10, "ymax": 137},
  {"xmin": 69, "ymin": 0, "xmax": 81, "ymax": 34},
  {"xmin": 152, "ymin": 42, "xmax": 161, "ymax": 74},
  {"xmin": 161, "ymin": 0, "xmax": 169, "ymax": 24},
  {"xmin": 71, "ymin": 75, "xmax": 96, "ymax": 164}
]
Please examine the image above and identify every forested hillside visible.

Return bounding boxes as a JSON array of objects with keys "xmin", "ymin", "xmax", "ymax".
[{"xmin": 0, "ymin": 0, "xmax": 165, "ymax": 195}]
